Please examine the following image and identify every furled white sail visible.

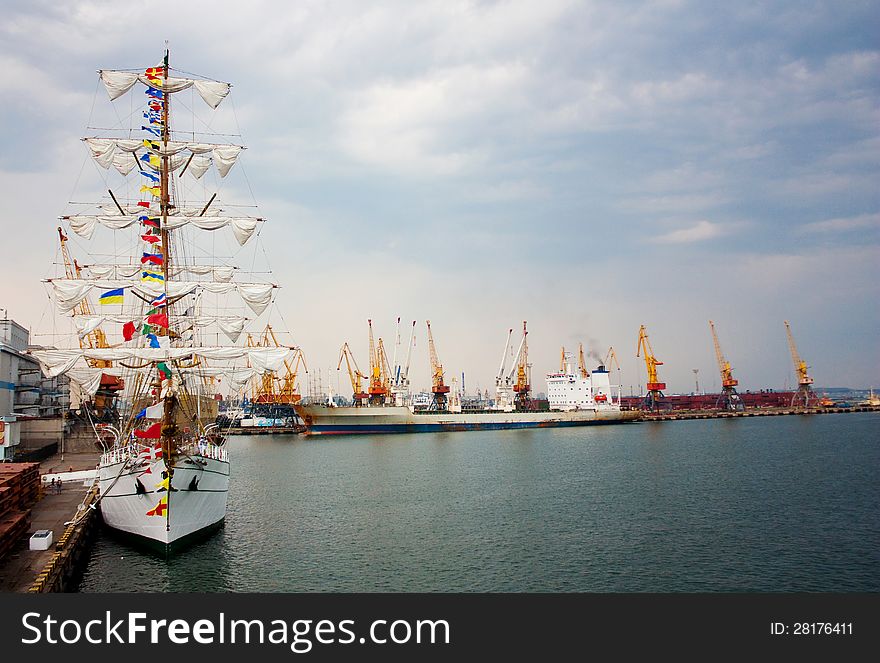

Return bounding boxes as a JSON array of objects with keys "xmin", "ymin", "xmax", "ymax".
[
  {"xmin": 83, "ymin": 264, "xmax": 237, "ymax": 282},
  {"xmin": 65, "ymin": 214, "xmax": 261, "ymax": 244},
  {"xmin": 99, "ymin": 70, "xmax": 231, "ymax": 108},
  {"xmin": 48, "ymin": 279, "xmax": 276, "ymax": 315},
  {"xmin": 73, "ymin": 314, "xmax": 248, "ymax": 343},
  {"xmin": 83, "ymin": 138, "xmax": 244, "ymax": 178},
  {"xmin": 32, "ymin": 346, "xmax": 295, "ymax": 379}
]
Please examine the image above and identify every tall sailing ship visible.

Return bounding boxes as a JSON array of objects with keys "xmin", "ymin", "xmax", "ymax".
[{"xmin": 30, "ymin": 51, "xmax": 293, "ymax": 552}]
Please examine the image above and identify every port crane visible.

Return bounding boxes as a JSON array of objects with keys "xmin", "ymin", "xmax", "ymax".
[
  {"xmin": 578, "ymin": 343, "xmax": 589, "ymax": 378},
  {"xmin": 390, "ymin": 319, "xmax": 416, "ymax": 405},
  {"xmin": 495, "ymin": 328, "xmax": 515, "ymax": 411},
  {"xmin": 784, "ymin": 321, "xmax": 818, "ymax": 408},
  {"xmin": 426, "ymin": 320, "xmax": 450, "ymax": 410},
  {"xmin": 377, "ymin": 336, "xmax": 392, "ymax": 402},
  {"xmin": 58, "ymin": 227, "xmax": 122, "ymax": 417},
  {"xmin": 636, "ymin": 325, "xmax": 666, "ymax": 410},
  {"xmin": 603, "ymin": 346, "xmax": 620, "ymax": 372},
  {"xmin": 367, "ymin": 319, "xmax": 389, "ymax": 405},
  {"xmin": 708, "ymin": 320, "xmax": 743, "ymax": 411},
  {"xmin": 511, "ymin": 321, "xmax": 531, "ymax": 409},
  {"xmin": 247, "ymin": 324, "xmax": 307, "ymax": 405},
  {"xmin": 337, "ymin": 342, "xmax": 368, "ymax": 406}
]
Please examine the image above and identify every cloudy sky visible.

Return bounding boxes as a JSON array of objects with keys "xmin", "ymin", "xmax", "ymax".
[{"xmin": 2, "ymin": 0, "xmax": 878, "ymax": 397}]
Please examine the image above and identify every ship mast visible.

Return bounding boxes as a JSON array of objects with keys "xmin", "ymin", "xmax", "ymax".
[{"xmin": 159, "ymin": 48, "xmax": 178, "ymax": 469}]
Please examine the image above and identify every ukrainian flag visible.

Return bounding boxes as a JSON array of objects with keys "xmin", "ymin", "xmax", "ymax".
[
  {"xmin": 141, "ymin": 271, "xmax": 165, "ymax": 283},
  {"xmin": 98, "ymin": 288, "xmax": 124, "ymax": 305}
]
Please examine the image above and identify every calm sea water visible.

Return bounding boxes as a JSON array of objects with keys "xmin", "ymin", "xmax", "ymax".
[{"xmin": 79, "ymin": 413, "xmax": 880, "ymax": 592}]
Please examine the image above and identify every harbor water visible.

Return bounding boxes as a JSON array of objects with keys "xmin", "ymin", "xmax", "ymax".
[{"xmin": 79, "ymin": 412, "xmax": 879, "ymax": 592}]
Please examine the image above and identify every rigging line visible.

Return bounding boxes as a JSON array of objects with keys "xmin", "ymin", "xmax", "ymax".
[
  {"xmin": 85, "ymin": 76, "xmax": 101, "ymax": 142},
  {"xmin": 167, "ymin": 65, "xmax": 229, "ymax": 85}
]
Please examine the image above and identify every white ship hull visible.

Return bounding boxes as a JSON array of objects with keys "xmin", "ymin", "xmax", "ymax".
[
  {"xmin": 98, "ymin": 444, "xmax": 229, "ymax": 553},
  {"xmin": 296, "ymin": 404, "xmax": 640, "ymax": 435}
]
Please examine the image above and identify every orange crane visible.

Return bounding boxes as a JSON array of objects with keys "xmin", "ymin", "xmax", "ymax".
[
  {"xmin": 512, "ymin": 321, "xmax": 531, "ymax": 409},
  {"xmin": 708, "ymin": 320, "xmax": 743, "ymax": 411},
  {"xmin": 636, "ymin": 325, "xmax": 666, "ymax": 410},
  {"xmin": 337, "ymin": 342, "xmax": 368, "ymax": 406},
  {"xmin": 367, "ymin": 319, "xmax": 388, "ymax": 405},
  {"xmin": 560, "ymin": 346, "xmax": 566, "ymax": 372},
  {"xmin": 426, "ymin": 320, "xmax": 450, "ymax": 410},
  {"xmin": 784, "ymin": 321, "xmax": 817, "ymax": 408}
]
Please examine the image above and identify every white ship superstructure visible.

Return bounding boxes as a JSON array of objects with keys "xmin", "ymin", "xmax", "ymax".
[{"xmin": 546, "ymin": 354, "xmax": 621, "ymax": 412}]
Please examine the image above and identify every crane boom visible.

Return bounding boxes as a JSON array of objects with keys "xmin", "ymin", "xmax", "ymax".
[
  {"xmin": 604, "ymin": 346, "xmax": 620, "ymax": 372},
  {"xmin": 636, "ymin": 324, "xmax": 665, "ymax": 410},
  {"xmin": 708, "ymin": 320, "xmax": 743, "ymax": 411},
  {"xmin": 784, "ymin": 321, "xmax": 812, "ymax": 386},
  {"xmin": 367, "ymin": 319, "xmax": 387, "ymax": 403},
  {"xmin": 391, "ymin": 317, "xmax": 401, "ymax": 386},
  {"xmin": 496, "ymin": 328, "xmax": 514, "ymax": 382},
  {"xmin": 578, "ymin": 343, "xmax": 588, "ymax": 378},
  {"xmin": 784, "ymin": 321, "xmax": 817, "ymax": 408},
  {"xmin": 377, "ymin": 337, "xmax": 391, "ymax": 399},
  {"xmin": 402, "ymin": 320, "xmax": 416, "ymax": 383},
  {"xmin": 511, "ymin": 321, "xmax": 530, "ymax": 407},
  {"xmin": 426, "ymin": 320, "xmax": 450, "ymax": 409},
  {"xmin": 708, "ymin": 320, "xmax": 738, "ymax": 388},
  {"xmin": 337, "ymin": 342, "xmax": 368, "ymax": 405},
  {"xmin": 505, "ymin": 325, "xmax": 528, "ymax": 382},
  {"xmin": 636, "ymin": 325, "xmax": 665, "ymax": 389}
]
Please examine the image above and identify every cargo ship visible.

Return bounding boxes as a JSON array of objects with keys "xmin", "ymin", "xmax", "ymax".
[{"xmin": 295, "ymin": 356, "xmax": 641, "ymax": 435}]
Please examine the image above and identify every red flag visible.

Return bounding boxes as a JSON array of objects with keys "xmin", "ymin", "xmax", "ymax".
[
  {"xmin": 122, "ymin": 321, "xmax": 136, "ymax": 341},
  {"xmin": 146, "ymin": 496, "xmax": 168, "ymax": 517},
  {"xmin": 146, "ymin": 313, "xmax": 169, "ymax": 328},
  {"xmin": 134, "ymin": 422, "xmax": 162, "ymax": 439},
  {"xmin": 141, "ymin": 234, "xmax": 161, "ymax": 244},
  {"xmin": 137, "ymin": 201, "xmax": 152, "ymax": 208}
]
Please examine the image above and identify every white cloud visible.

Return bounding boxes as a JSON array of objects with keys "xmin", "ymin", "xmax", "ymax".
[
  {"xmin": 801, "ymin": 213, "xmax": 880, "ymax": 234},
  {"xmin": 653, "ymin": 220, "xmax": 724, "ymax": 244}
]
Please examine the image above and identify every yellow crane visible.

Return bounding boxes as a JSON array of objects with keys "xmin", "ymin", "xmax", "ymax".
[
  {"xmin": 708, "ymin": 320, "xmax": 743, "ymax": 411},
  {"xmin": 247, "ymin": 325, "xmax": 307, "ymax": 404},
  {"xmin": 367, "ymin": 319, "xmax": 389, "ymax": 405},
  {"xmin": 337, "ymin": 342, "xmax": 368, "ymax": 406},
  {"xmin": 377, "ymin": 337, "xmax": 392, "ymax": 401},
  {"xmin": 426, "ymin": 320, "xmax": 450, "ymax": 409},
  {"xmin": 636, "ymin": 324, "xmax": 666, "ymax": 410},
  {"xmin": 511, "ymin": 321, "xmax": 531, "ymax": 409},
  {"xmin": 560, "ymin": 346, "xmax": 566, "ymax": 372},
  {"xmin": 577, "ymin": 342, "xmax": 589, "ymax": 378},
  {"xmin": 784, "ymin": 321, "xmax": 817, "ymax": 408}
]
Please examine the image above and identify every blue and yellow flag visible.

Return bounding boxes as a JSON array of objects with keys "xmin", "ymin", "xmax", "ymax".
[
  {"xmin": 98, "ymin": 288, "xmax": 124, "ymax": 305},
  {"xmin": 141, "ymin": 271, "xmax": 165, "ymax": 283}
]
